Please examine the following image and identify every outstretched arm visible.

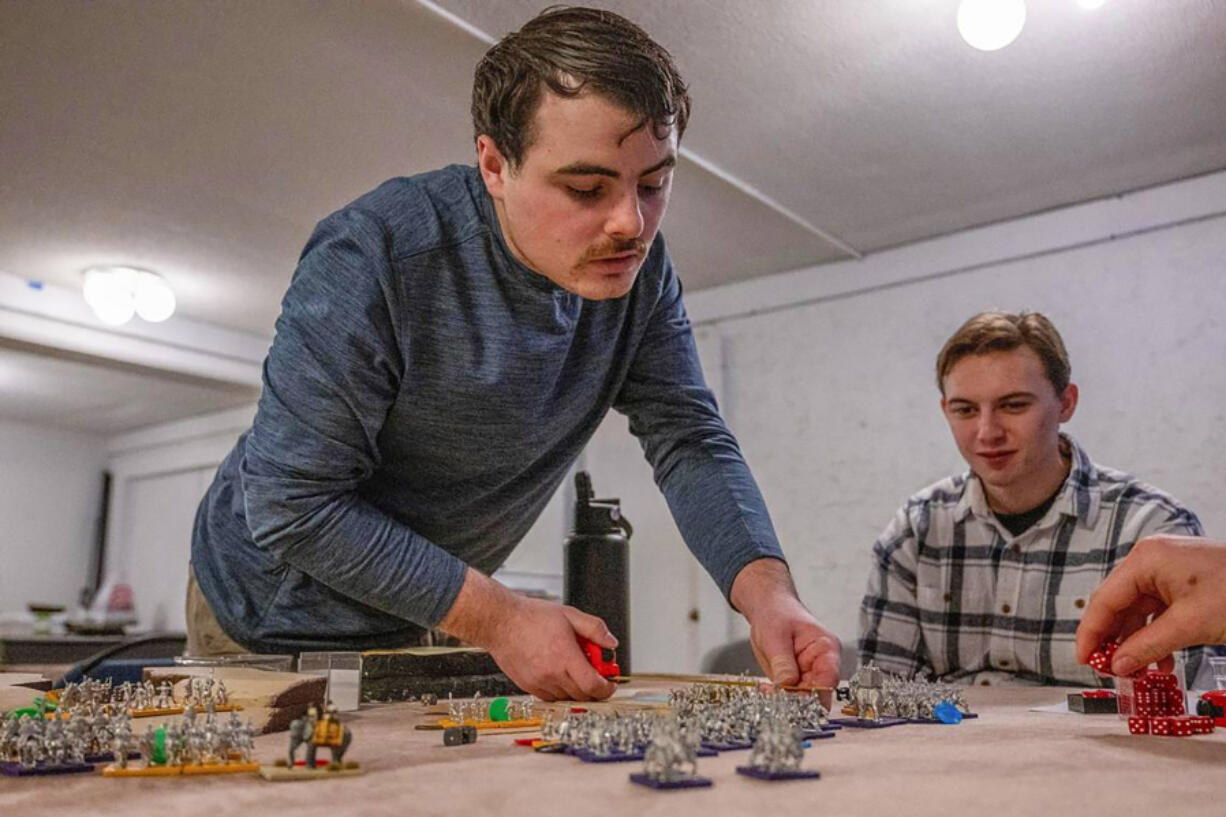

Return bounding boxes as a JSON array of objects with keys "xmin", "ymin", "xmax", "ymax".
[{"xmin": 1076, "ymin": 535, "xmax": 1226, "ymax": 676}]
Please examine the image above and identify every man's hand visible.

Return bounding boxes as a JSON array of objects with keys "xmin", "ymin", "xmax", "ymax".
[
  {"xmin": 730, "ymin": 558, "xmax": 842, "ymax": 689},
  {"xmin": 1075, "ymin": 535, "xmax": 1226, "ymax": 677},
  {"xmin": 438, "ymin": 567, "xmax": 617, "ymax": 701}
]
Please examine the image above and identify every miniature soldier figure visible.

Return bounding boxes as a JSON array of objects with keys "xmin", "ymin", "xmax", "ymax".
[
  {"xmin": 641, "ymin": 719, "xmax": 699, "ymax": 783},
  {"xmin": 42, "ymin": 719, "xmax": 67, "ymax": 767},
  {"xmin": 110, "ymin": 713, "xmax": 135, "ymax": 769},
  {"xmin": 132, "ymin": 683, "xmax": 151, "ymax": 712},
  {"xmin": 212, "ymin": 679, "xmax": 229, "ymax": 707},
  {"xmin": 199, "ymin": 677, "xmax": 215, "ymax": 707},
  {"xmin": 735, "ymin": 713, "xmax": 819, "ymax": 781},
  {"xmin": 852, "ymin": 664, "xmax": 884, "ymax": 721},
  {"xmin": 747, "ymin": 717, "xmax": 804, "ymax": 774},
  {"xmin": 17, "ymin": 716, "xmax": 44, "ymax": 768},
  {"xmin": 156, "ymin": 680, "xmax": 175, "ymax": 710},
  {"xmin": 1, "ymin": 716, "xmax": 20, "ymax": 761},
  {"xmin": 201, "ymin": 711, "xmax": 223, "ymax": 765},
  {"xmin": 63, "ymin": 714, "xmax": 89, "ymax": 764},
  {"xmin": 225, "ymin": 711, "xmax": 255, "ymax": 764},
  {"xmin": 140, "ymin": 724, "xmax": 160, "ymax": 768}
]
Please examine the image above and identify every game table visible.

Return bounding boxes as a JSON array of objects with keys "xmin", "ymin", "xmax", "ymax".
[{"xmin": 3, "ymin": 683, "xmax": 1221, "ymax": 817}]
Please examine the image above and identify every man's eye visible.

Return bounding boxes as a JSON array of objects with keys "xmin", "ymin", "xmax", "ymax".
[
  {"xmin": 952, "ymin": 407, "xmax": 975, "ymax": 417},
  {"xmin": 567, "ymin": 186, "xmax": 602, "ymax": 199},
  {"xmin": 1002, "ymin": 402, "xmax": 1029, "ymax": 411},
  {"xmin": 639, "ymin": 183, "xmax": 664, "ymax": 197}
]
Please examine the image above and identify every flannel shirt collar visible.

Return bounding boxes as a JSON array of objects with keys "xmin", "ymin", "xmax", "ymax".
[{"xmin": 954, "ymin": 434, "xmax": 1101, "ymax": 529}]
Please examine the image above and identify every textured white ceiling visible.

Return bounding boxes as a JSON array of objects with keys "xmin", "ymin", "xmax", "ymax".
[
  {"xmin": 0, "ymin": 342, "xmax": 257, "ymax": 434},
  {"xmin": 1, "ymin": 0, "xmax": 1223, "ymax": 432}
]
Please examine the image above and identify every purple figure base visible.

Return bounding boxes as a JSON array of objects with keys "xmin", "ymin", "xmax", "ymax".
[
  {"xmin": 629, "ymin": 772, "xmax": 713, "ymax": 789},
  {"xmin": 911, "ymin": 712, "xmax": 978, "ymax": 724},
  {"xmin": 575, "ymin": 749, "xmax": 645, "ymax": 763},
  {"xmin": 736, "ymin": 765, "xmax": 821, "ymax": 781},
  {"xmin": 0, "ymin": 761, "xmax": 95, "ymax": 777},
  {"xmin": 828, "ymin": 716, "xmax": 909, "ymax": 729}
]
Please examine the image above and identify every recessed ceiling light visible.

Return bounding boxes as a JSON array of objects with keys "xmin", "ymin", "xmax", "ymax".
[
  {"xmin": 134, "ymin": 271, "xmax": 177, "ymax": 323},
  {"xmin": 957, "ymin": 0, "xmax": 1027, "ymax": 52},
  {"xmin": 81, "ymin": 266, "xmax": 176, "ymax": 326}
]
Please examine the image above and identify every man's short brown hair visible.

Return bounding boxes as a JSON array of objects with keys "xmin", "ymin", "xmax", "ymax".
[
  {"xmin": 935, "ymin": 311, "xmax": 1071, "ymax": 395},
  {"xmin": 471, "ymin": 5, "xmax": 690, "ymax": 168}
]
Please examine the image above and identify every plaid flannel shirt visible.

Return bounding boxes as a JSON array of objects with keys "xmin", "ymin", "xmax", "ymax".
[{"xmin": 859, "ymin": 435, "xmax": 1206, "ymax": 686}]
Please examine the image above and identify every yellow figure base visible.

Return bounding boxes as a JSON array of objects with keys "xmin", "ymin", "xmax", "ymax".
[
  {"xmin": 129, "ymin": 704, "xmax": 242, "ymax": 718},
  {"xmin": 258, "ymin": 763, "xmax": 363, "ymax": 782},
  {"xmin": 437, "ymin": 717, "xmax": 543, "ymax": 731},
  {"xmin": 104, "ymin": 761, "xmax": 259, "ymax": 777}
]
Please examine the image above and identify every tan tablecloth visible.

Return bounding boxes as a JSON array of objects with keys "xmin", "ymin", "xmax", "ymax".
[{"xmin": 3, "ymin": 684, "xmax": 1222, "ymax": 817}]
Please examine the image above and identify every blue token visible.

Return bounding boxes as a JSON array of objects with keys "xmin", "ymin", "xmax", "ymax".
[{"xmin": 934, "ymin": 702, "xmax": 963, "ymax": 724}]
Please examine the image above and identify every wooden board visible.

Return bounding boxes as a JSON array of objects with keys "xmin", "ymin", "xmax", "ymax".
[
  {"xmin": 143, "ymin": 667, "xmax": 326, "ymax": 734},
  {"xmin": 0, "ymin": 672, "xmax": 50, "ymax": 713}
]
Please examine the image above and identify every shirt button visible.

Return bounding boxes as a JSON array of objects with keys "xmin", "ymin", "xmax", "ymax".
[
  {"xmin": 980, "ymin": 680, "xmax": 991, "ymax": 686},
  {"xmin": 943, "ymin": 592, "xmax": 952, "ymax": 603},
  {"xmin": 1011, "ymin": 543, "xmax": 1021, "ymax": 554},
  {"xmin": 999, "ymin": 659, "xmax": 1010, "ymax": 667},
  {"xmin": 1074, "ymin": 598, "xmax": 1086, "ymax": 609},
  {"xmin": 1001, "ymin": 603, "xmax": 1012, "ymax": 614}
]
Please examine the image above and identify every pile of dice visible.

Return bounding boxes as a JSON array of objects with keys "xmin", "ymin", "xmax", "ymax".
[{"xmin": 1087, "ymin": 640, "xmax": 1216, "ymax": 738}]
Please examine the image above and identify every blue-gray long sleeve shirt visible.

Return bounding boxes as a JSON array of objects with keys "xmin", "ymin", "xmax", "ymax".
[{"xmin": 191, "ymin": 165, "xmax": 783, "ymax": 653}]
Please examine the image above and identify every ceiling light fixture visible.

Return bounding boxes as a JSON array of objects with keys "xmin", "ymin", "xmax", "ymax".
[
  {"xmin": 82, "ymin": 266, "xmax": 176, "ymax": 326},
  {"xmin": 957, "ymin": 0, "xmax": 1027, "ymax": 51}
]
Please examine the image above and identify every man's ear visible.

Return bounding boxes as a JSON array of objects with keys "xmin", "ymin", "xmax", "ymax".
[
  {"xmin": 476, "ymin": 135, "xmax": 509, "ymax": 199},
  {"xmin": 1059, "ymin": 382, "xmax": 1079, "ymax": 422}
]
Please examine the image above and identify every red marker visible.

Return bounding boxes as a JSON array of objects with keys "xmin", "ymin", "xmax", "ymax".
[{"xmin": 576, "ymin": 636, "xmax": 621, "ymax": 679}]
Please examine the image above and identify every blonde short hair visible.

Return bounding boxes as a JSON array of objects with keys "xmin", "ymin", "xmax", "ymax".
[{"xmin": 935, "ymin": 311, "xmax": 1071, "ymax": 395}]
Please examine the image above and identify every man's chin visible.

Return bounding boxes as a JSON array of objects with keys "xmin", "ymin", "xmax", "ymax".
[
  {"xmin": 565, "ymin": 269, "xmax": 638, "ymax": 301},
  {"xmin": 973, "ymin": 468, "xmax": 1020, "ymax": 494}
]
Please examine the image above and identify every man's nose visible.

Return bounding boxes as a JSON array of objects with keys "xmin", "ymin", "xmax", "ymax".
[
  {"xmin": 605, "ymin": 189, "xmax": 644, "ymax": 239},
  {"xmin": 977, "ymin": 409, "xmax": 1005, "ymax": 443}
]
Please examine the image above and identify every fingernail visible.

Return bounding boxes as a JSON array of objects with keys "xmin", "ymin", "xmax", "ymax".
[
  {"xmin": 1113, "ymin": 656, "xmax": 1138, "ymax": 676},
  {"xmin": 606, "ymin": 630, "xmax": 619, "ymax": 647}
]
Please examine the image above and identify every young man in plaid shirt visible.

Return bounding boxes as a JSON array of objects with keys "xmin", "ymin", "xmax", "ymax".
[{"xmin": 859, "ymin": 311, "xmax": 1205, "ymax": 686}]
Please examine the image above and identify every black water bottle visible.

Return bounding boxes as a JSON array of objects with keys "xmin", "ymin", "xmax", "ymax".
[{"xmin": 563, "ymin": 471, "xmax": 633, "ymax": 673}]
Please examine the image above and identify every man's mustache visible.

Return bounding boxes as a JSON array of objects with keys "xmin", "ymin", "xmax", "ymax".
[{"xmin": 579, "ymin": 238, "xmax": 647, "ymax": 264}]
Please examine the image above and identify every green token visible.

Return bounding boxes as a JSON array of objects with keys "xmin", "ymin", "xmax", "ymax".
[
  {"xmin": 151, "ymin": 726, "xmax": 167, "ymax": 765},
  {"xmin": 488, "ymin": 697, "xmax": 511, "ymax": 722}
]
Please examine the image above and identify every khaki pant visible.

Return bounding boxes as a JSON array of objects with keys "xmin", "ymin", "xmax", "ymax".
[{"xmin": 185, "ymin": 567, "xmax": 249, "ymax": 657}]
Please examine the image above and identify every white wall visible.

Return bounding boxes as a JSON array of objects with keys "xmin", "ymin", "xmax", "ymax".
[
  {"xmin": 0, "ymin": 418, "xmax": 108, "ymax": 611},
  {"xmin": 104, "ymin": 406, "xmax": 256, "ymax": 632},
  {"xmin": 584, "ymin": 172, "xmax": 1226, "ymax": 658}
]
